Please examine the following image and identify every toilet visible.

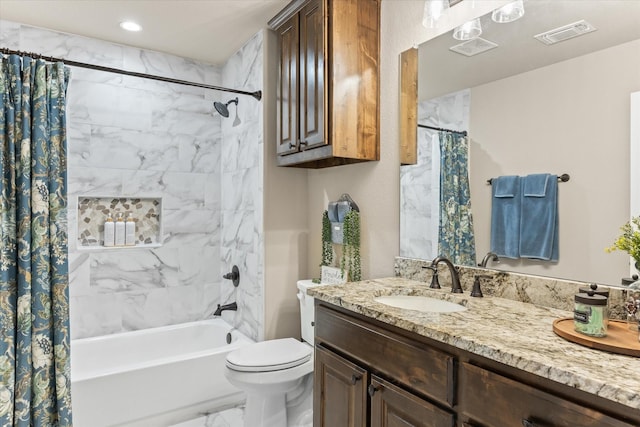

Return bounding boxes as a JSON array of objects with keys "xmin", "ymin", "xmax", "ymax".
[{"xmin": 224, "ymin": 280, "xmax": 321, "ymax": 427}]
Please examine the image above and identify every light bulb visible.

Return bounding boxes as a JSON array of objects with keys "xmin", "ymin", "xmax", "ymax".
[
  {"xmin": 422, "ymin": 0, "xmax": 450, "ymax": 29},
  {"xmin": 453, "ymin": 18, "xmax": 482, "ymax": 41},
  {"xmin": 492, "ymin": 0, "xmax": 525, "ymax": 24}
]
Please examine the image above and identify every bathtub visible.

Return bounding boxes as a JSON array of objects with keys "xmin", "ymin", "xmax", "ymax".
[{"xmin": 71, "ymin": 319, "xmax": 254, "ymax": 427}]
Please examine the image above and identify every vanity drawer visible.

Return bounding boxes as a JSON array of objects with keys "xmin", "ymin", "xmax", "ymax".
[
  {"xmin": 459, "ymin": 362, "xmax": 634, "ymax": 427},
  {"xmin": 315, "ymin": 303, "xmax": 456, "ymax": 407}
]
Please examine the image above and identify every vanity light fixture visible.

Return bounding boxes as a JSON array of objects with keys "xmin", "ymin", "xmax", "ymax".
[
  {"xmin": 453, "ymin": 18, "xmax": 482, "ymax": 41},
  {"xmin": 422, "ymin": 0, "xmax": 450, "ymax": 29},
  {"xmin": 119, "ymin": 20, "xmax": 142, "ymax": 32},
  {"xmin": 491, "ymin": 0, "xmax": 525, "ymax": 24}
]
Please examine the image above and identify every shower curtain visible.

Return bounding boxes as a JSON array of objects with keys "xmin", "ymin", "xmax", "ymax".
[
  {"xmin": 438, "ymin": 131, "xmax": 476, "ymax": 266},
  {"xmin": 0, "ymin": 55, "xmax": 73, "ymax": 426}
]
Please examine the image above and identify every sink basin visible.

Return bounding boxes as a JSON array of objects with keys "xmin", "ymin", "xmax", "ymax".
[{"xmin": 373, "ymin": 295, "xmax": 467, "ymax": 313}]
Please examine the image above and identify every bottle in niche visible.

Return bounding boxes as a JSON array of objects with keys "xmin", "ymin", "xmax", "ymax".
[
  {"xmin": 115, "ymin": 213, "xmax": 126, "ymax": 246},
  {"xmin": 125, "ymin": 213, "xmax": 136, "ymax": 246},
  {"xmin": 104, "ymin": 213, "xmax": 115, "ymax": 247}
]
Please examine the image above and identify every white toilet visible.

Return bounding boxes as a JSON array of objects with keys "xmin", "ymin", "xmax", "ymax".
[{"xmin": 224, "ymin": 280, "xmax": 321, "ymax": 427}]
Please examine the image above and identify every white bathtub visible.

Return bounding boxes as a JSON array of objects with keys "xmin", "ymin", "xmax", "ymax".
[{"xmin": 71, "ymin": 319, "xmax": 253, "ymax": 427}]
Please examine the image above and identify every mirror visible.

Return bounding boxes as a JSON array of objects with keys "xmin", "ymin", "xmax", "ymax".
[{"xmin": 400, "ymin": 0, "xmax": 640, "ymax": 286}]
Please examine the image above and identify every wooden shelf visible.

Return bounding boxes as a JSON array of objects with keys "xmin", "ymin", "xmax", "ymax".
[{"xmin": 553, "ymin": 318, "xmax": 640, "ymax": 357}]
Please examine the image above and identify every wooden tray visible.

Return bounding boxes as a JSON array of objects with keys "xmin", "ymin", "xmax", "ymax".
[{"xmin": 553, "ymin": 318, "xmax": 640, "ymax": 357}]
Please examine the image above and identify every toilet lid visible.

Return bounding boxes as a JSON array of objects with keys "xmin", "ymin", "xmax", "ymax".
[{"xmin": 226, "ymin": 338, "xmax": 312, "ymax": 372}]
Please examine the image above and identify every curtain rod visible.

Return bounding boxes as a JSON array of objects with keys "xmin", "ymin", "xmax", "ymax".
[
  {"xmin": 0, "ymin": 47, "xmax": 262, "ymax": 101},
  {"xmin": 418, "ymin": 123, "xmax": 467, "ymax": 136},
  {"xmin": 487, "ymin": 173, "xmax": 571, "ymax": 185}
]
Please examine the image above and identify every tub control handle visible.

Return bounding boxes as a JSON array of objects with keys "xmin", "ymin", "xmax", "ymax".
[
  {"xmin": 223, "ymin": 265, "xmax": 240, "ymax": 287},
  {"xmin": 350, "ymin": 374, "xmax": 362, "ymax": 385}
]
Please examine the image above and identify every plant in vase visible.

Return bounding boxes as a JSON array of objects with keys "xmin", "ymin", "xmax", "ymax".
[{"xmin": 605, "ymin": 216, "xmax": 640, "ymax": 271}]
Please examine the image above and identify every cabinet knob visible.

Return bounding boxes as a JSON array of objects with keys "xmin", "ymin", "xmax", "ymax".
[
  {"xmin": 299, "ymin": 140, "xmax": 308, "ymax": 146},
  {"xmin": 289, "ymin": 142, "xmax": 296, "ymax": 149},
  {"xmin": 350, "ymin": 374, "xmax": 361, "ymax": 385},
  {"xmin": 367, "ymin": 384, "xmax": 380, "ymax": 396}
]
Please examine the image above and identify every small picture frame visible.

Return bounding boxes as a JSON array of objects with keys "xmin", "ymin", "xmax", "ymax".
[{"xmin": 321, "ymin": 266, "xmax": 347, "ymax": 285}]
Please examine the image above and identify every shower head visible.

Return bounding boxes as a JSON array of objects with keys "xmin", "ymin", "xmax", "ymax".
[{"xmin": 213, "ymin": 97, "xmax": 239, "ymax": 118}]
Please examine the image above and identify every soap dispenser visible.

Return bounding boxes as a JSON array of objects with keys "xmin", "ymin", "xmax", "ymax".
[
  {"xmin": 125, "ymin": 213, "xmax": 136, "ymax": 246},
  {"xmin": 114, "ymin": 213, "xmax": 126, "ymax": 246},
  {"xmin": 104, "ymin": 213, "xmax": 115, "ymax": 247}
]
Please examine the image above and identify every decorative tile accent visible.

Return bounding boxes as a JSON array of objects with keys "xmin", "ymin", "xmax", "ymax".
[{"xmin": 77, "ymin": 196, "xmax": 162, "ymax": 247}]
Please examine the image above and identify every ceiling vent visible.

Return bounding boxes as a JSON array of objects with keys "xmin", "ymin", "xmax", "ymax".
[
  {"xmin": 534, "ymin": 20, "xmax": 597, "ymax": 45},
  {"xmin": 449, "ymin": 37, "xmax": 498, "ymax": 57}
]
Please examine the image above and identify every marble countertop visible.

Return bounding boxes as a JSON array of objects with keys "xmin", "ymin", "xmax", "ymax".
[{"xmin": 308, "ymin": 277, "xmax": 640, "ymax": 410}]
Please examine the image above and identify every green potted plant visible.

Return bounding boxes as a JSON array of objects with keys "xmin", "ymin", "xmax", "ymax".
[
  {"xmin": 605, "ymin": 216, "xmax": 640, "ymax": 271},
  {"xmin": 321, "ymin": 210, "xmax": 333, "ymax": 267}
]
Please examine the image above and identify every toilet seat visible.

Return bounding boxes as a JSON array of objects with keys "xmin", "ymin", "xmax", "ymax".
[{"xmin": 226, "ymin": 338, "xmax": 312, "ymax": 373}]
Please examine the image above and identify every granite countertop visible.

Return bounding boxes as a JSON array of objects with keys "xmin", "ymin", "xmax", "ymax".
[{"xmin": 308, "ymin": 277, "xmax": 640, "ymax": 410}]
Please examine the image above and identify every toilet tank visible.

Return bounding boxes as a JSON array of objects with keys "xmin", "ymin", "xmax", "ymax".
[{"xmin": 297, "ymin": 280, "xmax": 326, "ymax": 345}]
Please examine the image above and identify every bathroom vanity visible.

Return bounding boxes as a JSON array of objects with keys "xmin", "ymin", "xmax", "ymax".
[{"xmin": 309, "ymin": 278, "xmax": 640, "ymax": 427}]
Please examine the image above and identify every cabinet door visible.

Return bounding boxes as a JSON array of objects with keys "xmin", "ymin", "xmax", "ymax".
[
  {"xmin": 370, "ymin": 375, "xmax": 455, "ymax": 427},
  {"xmin": 298, "ymin": 0, "xmax": 326, "ymax": 150},
  {"xmin": 460, "ymin": 362, "xmax": 634, "ymax": 427},
  {"xmin": 314, "ymin": 344, "xmax": 367, "ymax": 427},
  {"xmin": 275, "ymin": 13, "xmax": 299, "ymax": 155}
]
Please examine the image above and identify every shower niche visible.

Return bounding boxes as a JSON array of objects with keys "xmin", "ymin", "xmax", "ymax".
[{"xmin": 76, "ymin": 196, "xmax": 163, "ymax": 250}]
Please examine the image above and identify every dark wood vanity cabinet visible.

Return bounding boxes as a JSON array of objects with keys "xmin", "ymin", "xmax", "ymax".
[
  {"xmin": 314, "ymin": 302, "xmax": 456, "ymax": 427},
  {"xmin": 269, "ymin": 0, "xmax": 380, "ymax": 168},
  {"xmin": 314, "ymin": 301, "xmax": 640, "ymax": 427}
]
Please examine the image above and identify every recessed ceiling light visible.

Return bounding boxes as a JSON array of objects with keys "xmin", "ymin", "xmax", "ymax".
[{"xmin": 119, "ymin": 21, "xmax": 142, "ymax": 32}]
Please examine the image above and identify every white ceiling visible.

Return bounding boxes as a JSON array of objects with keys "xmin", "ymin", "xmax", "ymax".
[
  {"xmin": 0, "ymin": 0, "xmax": 290, "ymax": 65},
  {"xmin": 419, "ymin": 0, "xmax": 640, "ymax": 100}
]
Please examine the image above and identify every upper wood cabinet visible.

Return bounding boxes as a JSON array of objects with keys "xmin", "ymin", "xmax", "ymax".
[{"xmin": 269, "ymin": 0, "xmax": 380, "ymax": 168}]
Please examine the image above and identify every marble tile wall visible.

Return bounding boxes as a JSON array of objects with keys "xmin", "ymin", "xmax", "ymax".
[
  {"xmin": 219, "ymin": 31, "xmax": 265, "ymax": 342},
  {"xmin": 400, "ymin": 89, "xmax": 470, "ymax": 260},
  {"xmin": 1, "ymin": 20, "xmax": 264, "ymax": 339}
]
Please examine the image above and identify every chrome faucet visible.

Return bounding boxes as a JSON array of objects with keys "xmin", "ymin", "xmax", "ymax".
[
  {"xmin": 213, "ymin": 302, "xmax": 237, "ymax": 316},
  {"xmin": 429, "ymin": 256, "xmax": 463, "ymax": 293},
  {"xmin": 478, "ymin": 252, "xmax": 499, "ymax": 268}
]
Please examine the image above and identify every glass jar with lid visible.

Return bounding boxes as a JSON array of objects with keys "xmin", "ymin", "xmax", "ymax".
[{"xmin": 574, "ymin": 289, "xmax": 608, "ymax": 338}]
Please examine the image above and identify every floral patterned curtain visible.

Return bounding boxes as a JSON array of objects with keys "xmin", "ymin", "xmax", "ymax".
[
  {"xmin": 438, "ymin": 131, "xmax": 476, "ymax": 266},
  {"xmin": 0, "ymin": 55, "xmax": 72, "ymax": 426}
]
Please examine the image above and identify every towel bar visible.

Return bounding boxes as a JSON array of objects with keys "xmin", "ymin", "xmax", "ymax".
[{"xmin": 487, "ymin": 173, "xmax": 570, "ymax": 185}]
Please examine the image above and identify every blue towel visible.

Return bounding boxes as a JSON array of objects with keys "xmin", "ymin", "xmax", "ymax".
[
  {"xmin": 520, "ymin": 174, "xmax": 558, "ymax": 261},
  {"xmin": 490, "ymin": 175, "xmax": 521, "ymax": 259}
]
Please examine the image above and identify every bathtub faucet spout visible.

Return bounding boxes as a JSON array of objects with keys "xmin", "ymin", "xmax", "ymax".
[{"xmin": 214, "ymin": 302, "xmax": 237, "ymax": 316}]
